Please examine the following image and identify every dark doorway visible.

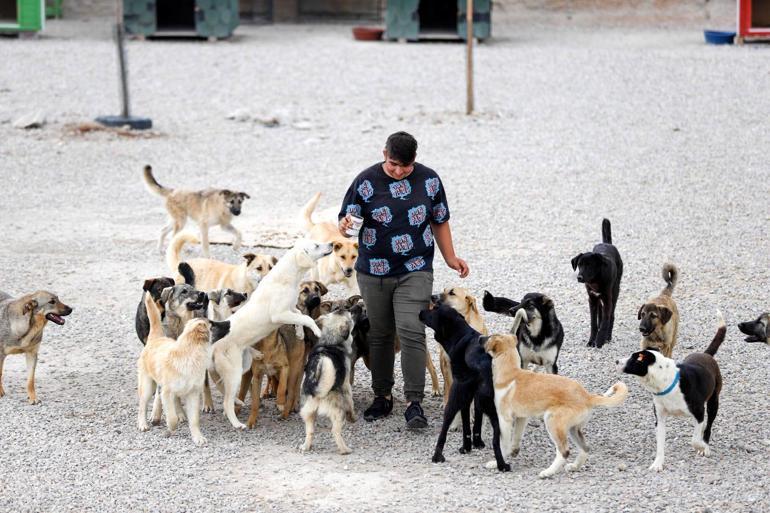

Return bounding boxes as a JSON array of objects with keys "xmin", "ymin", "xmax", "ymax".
[
  {"xmin": 0, "ymin": 0, "xmax": 18, "ymax": 23},
  {"xmin": 752, "ymin": 0, "xmax": 770, "ymax": 26},
  {"xmin": 157, "ymin": 0, "xmax": 196, "ymax": 31},
  {"xmin": 418, "ymin": 0, "xmax": 457, "ymax": 32}
]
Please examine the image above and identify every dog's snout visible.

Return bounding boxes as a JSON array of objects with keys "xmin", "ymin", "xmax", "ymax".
[
  {"xmin": 430, "ymin": 294, "xmax": 440, "ymax": 304},
  {"xmin": 62, "ymin": 306, "xmax": 73, "ymax": 316},
  {"xmin": 576, "ymin": 275, "xmax": 585, "ymax": 283},
  {"xmin": 343, "ymin": 268, "xmax": 354, "ymax": 278}
]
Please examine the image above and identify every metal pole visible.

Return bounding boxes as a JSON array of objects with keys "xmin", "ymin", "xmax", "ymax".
[
  {"xmin": 116, "ymin": 21, "xmax": 131, "ymax": 118},
  {"xmin": 466, "ymin": 0, "xmax": 474, "ymax": 115}
]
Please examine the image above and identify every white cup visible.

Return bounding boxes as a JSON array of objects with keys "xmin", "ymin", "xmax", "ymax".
[{"xmin": 346, "ymin": 214, "xmax": 364, "ymax": 238}]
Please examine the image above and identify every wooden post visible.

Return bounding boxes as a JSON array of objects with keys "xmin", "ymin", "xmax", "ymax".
[{"xmin": 466, "ymin": 0, "xmax": 474, "ymax": 115}]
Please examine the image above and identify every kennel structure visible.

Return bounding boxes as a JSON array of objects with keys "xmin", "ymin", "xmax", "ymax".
[
  {"xmin": 123, "ymin": 0, "xmax": 239, "ymax": 39},
  {"xmin": 0, "ymin": 0, "xmax": 44, "ymax": 34},
  {"xmin": 737, "ymin": 0, "xmax": 770, "ymax": 42},
  {"xmin": 385, "ymin": 0, "xmax": 490, "ymax": 41}
]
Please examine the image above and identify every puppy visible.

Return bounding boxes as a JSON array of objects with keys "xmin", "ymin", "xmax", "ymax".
[
  {"xmin": 419, "ymin": 305, "xmax": 510, "ymax": 472},
  {"xmin": 0, "ymin": 291, "xmax": 72, "ymax": 404},
  {"xmin": 143, "ymin": 165, "xmax": 250, "ymax": 257},
  {"xmin": 738, "ymin": 313, "xmax": 769, "ymax": 345},
  {"xmin": 638, "ymin": 263, "xmax": 680, "ymax": 357},
  {"xmin": 300, "ymin": 307, "xmax": 361, "ymax": 455},
  {"xmin": 135, "ymin": 277, "xmax": 175, "ymax": 344},
  {"xmin": 166, "ymin": 231, "xmax": 276, "ymax": 294},
  {"xmin": 571, "ymin": 218, "xmax": 623, "ymax": 348},
  {"xmin": 485, "ymin": 310, "xmax": 627, "ymax": 478},
  {"xmin": 137, "ymin": 293, "xmax": 228, "ymax": 446},
  {"xmin": 300, "ymin": 192, "xmax": 359, "ymax": 293},
  {"xmin": 207, "ymin": 289, "xmax": 248, "ymax": 321},
  {"xmin": 211, "ymin": 239, "xmax": 333, "ymax": 429},
  {"xmin": 318, "ymin": 296, "xmax": 369, "ymax": 385},
  {"xmin": 483, "ymin": 290, "xmax": 564, "ymax": 374},
  {"xmin": 158, "ymin": 284, "xmax": 208, "ymax": 340},
  {"xmin": 620, "ymin": 311, "xmax": 725, "ymax": 471}
]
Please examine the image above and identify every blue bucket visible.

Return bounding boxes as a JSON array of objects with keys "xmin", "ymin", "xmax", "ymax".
[{"xmin": 704, "ymin": 30, "xmax": 736, "ymax": 45}]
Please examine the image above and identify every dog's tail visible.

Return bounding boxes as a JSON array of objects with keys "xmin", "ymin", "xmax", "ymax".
[
  {"xmin": 142, "ymin": 165, "xmax": 171, "ymax": 197},
  {"xmin": 302, "ymin": 355, "xmax": 336, "ymax": 398},
  {"xmin": 299, "ymin": 192, "xmax": 322, "ymax": 232},
  {"xmin": 704, "ymin": 310, "xmax": 727, "ymax": 356},
  {"xmin": 601, "ymin": 218, "xmax": 612, "ymax": 244},
  {"xmin": 660, "ymin": 263, "xmax": 678, "ymax": 296},
  {"xmin": 166, "ymin": 232, "xmax": 200, "ymax": 274},
  {"xmin": 589, "ymin": 381, "xmax": 628, "ymax": 408}
]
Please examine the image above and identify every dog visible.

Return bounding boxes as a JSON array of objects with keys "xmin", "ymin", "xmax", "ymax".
[
  {"xmin": 157, "ymin": 283, "xmax": 208, "ymax": 340},
  {"xmin": 620, "ymin": 311, "xmax": 725, "ymax": 471},
  {"xmin": 0, "ymin": 291, "xmax": 72, "ymax": 404},
  {"xmin": 207, "ymin": 288, "xmax": 248, "ymax": 321},
  {"xmin": 483, "ymin": 290, "xmax": 564, "ymax": 374},
  {"xmin": 143, "ymin": 165, "xmax": 250, "ymax": 257},
  {"xmin": 485, "ymin": 309, "xmax": 628, "ymax": 478},
  {"xmin": 300, "ymin": 307, "xmax": 361, "ymax": 455},
  {"xmin": 738, "ymin": 313, "xmax": 769, "ymax": 345},
  {"xmin": 135, "ymin": 277, "xmax": 175, "ymax": 344},
  {"xmin": 211, "ymin": 239, "xmax": 333, "ymax": 429},
  {"xmin": 638, "ymin": 263, "xmax": 680, "ymax": 357},
  {"xmin": 419, "ymin": 305, "xmax": 510, "ymax": 472},
  {"xmin": 571, "ymin": 218, "xmax": 623, "ymax": 348},
  {"xmin": 300, "ymin": 192, "xmax": 359, "ymax": 293},
  {"xmin": 241, "ymin": 280, "xmax": 327, "ymax": 427},
  {"xmin": 166, "ymin": 231, "xmax": 276, "ymax": 294},
  {"xmin": 136, "ymin": 293, "xmax": 229, "ymax": 446}
]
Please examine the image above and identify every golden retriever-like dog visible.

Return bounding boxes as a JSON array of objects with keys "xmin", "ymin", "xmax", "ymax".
[{"xmin": 484, "ymin": 310, "xmax": 628, "ymax": 478}]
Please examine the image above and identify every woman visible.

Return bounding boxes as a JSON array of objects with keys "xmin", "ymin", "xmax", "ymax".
[{"xmin": 338, "ymin": 131, "xmax": 468, "ymax": 429}]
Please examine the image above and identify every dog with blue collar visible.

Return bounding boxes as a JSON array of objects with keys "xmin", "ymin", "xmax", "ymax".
[{"xmin": 618, "ymin": 311, "xmax": 726, "ymax": 471}]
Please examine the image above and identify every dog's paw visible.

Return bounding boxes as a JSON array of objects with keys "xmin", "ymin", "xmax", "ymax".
[
  {"xmin": 473, "ymin": 437, "xmax": 486, "ymax": 449},
  {"xmin": 459, "ymin": 445, "xmax": 472, "ymax": 454},
  {"xmin": 202, "ymin": 405, "xmax": 214, "ymax": 414},
  {"xmin": 151, "ymin": 417, "xmax": 162, "ymax": 426},
  {"xmin": 431, "ymin": 388, "xmax": 442, "ymax": 397},
  {"xmin": 566, "ymin": 463, "xmax": 581, "ymax": 472},
  {"xmin": 538, "ymin": 469, "xmax": 555, "ymax": 479},
  {"xmin": 0, "ymin": 385, "xmax": 5, "ymax": 398},
  {"xmin": 338, "ymin": 446, "xmax": 353, "ymax": 455},
  {"xmin": 346, "ymin": 412, "xmax": 357, "ymax": 423},
  {"xmin": 137, "ymin": 421, "xmax": 150, "ymax": 432},
  {"xmin": 299, "ymin": 443, "xmax": 311, "ymax": 453},
  {"xmin": 510, "ymin": 447, "xmax": 520, "ymax": 457},
  {"xmin": 234, "ymin": 398, "xmax": 245, "ymax": 407},
  {"xmin": 231, "ymin": 422, "xmax": 247, "ymax": 431},
  {"xmin": 483, "ymin": 460, "xmax": 498, "ymax": 470},
  {"xmin": 498, "ymin": 463, "xmax": 511, "ymax": 472},
  {"xmin": 28, "ymin": 397, "xmax": 41, "ymax": 405},
  {"xmin": 192, "ymin": 435, "xmax": 208, "ymax": 447},
  {"xmin": 432, "ymin": 453, "xmax": 446, "ymax": 464},
  {"xmin": 649, "ymin": 461, "xmax": 664, "ymax": 472},
  {"xmin": 586, "ymin": 339, "xmax": 596, "ymax": 348},
  {"xmin": 693, "ymin": 444, "xmax": 710, "ymax": 457}
]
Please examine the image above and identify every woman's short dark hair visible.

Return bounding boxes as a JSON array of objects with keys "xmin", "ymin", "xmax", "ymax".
[{"xmin": 385, "ymin": 132, "xmax": 418, "ymax": 164}]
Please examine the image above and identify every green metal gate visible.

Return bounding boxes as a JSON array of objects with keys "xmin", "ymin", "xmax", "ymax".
[
  {"xmin": 385, "ymin": 0, "xmax": 490, "ymax": 41},
  {"xmin": 123, "ymin": 0, "xmax": 239, "ymax": 39},
  {"xmin": 0, "ymin": 0, "xmax": 45, "ymax": 33}
]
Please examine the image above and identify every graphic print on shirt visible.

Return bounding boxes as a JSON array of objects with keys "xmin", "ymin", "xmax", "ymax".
[
  {"xmin": 405, "ymin": 256, "xmax": 426, "ymax": 272},
  {"xmin": 422, "ymin": 225, "xmax": 433, "ymax": 247},
  {"xmin": 371, "ymin": 206, "xmax": 393, "ymax": 226},
  {"xmin": 357, "ymin": 180, "xmax": 374, "ymax": 203},
  {"xmin": 346, "ymin": 204, "xmax": 362, "ymax": 217},
  {"xmin": 425, "ymin": 177, "xmax": 441, "ymax": 200},
  {"xmin": 407, "ymin": 205, "xmax": 427, "ymax": 226},
  {"xmin": 432, "ymin": 202, "xmax": 448, "ymax": 223},
  {"xmin": 369, "ymin": 258, "xmax": 391, "ymax": 276},
  {"xmin": 362, "ymin": 227, "xmax": 377, "ymax": 249},
  {"xmin": 389, "ymin": 179, "xmax": 412, "ymax": 200},
  {"xmin": 391, "ymin": 234, "xmax": 414, "ymax": 256}
]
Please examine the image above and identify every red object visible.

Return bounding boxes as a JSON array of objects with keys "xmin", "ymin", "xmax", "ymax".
[
  {"xmin": 352, "ymin": 26, "xmax": 384, "ymax": 41},
  {"xmin": 737, "ymin": 0, "xmax": 770, "ymax": 42}
]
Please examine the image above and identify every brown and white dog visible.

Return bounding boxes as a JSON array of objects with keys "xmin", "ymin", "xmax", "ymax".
[
  {"xmin": 300, "ymin": 192, "xmax": 359, "ymax": 293},
  {"xmin": 0, "ymin": 290, "xmax": 72, "ymax": 404},
  {"xmin": 638, "ymin": 264, "xmax": 680, "ymax": 357},
  {"xmin": 485, "ymin": 310, "xmax": 628, "ymax": 478},
  {"xmin": 166, "ymin": 231, "xmax": 275, "ymax": 294},
  {"xmin": 143, "ymin": 165, "xmax": 250, "ymax": 257}
]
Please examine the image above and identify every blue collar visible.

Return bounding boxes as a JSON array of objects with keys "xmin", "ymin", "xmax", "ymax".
[{"xmin": 655, "ymin": 370, "xmax": 680, "ymax": 396}]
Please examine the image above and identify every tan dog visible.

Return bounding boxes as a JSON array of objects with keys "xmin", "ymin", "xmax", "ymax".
[
  {"xmin": 137, "ymin": 293, "xmax": 221, "ymax": 446},
  {"xmin": 433, "ymin": 287, "xmax": 488, "ymax": 402},
  {"xmin": 0, "ymin": 291, "xmax": 72, "ymax": 404},
  {"xmin": 485, "ymin": 310, "xmax": 628, "ymax": 478},
  {"xmin": 166, "ymin": 231, "xmax": 276, "ymax": 294},
  {"xmin": 638, "ymin": 263, "xmax": 679, "ymax": 358},
  {"xmin": 143, "ymin": 165, "xmax": 250, "ymax": 257},
  {"xmin": 300, "ymin": 192, "xmax": 359, "ymax": 293}
]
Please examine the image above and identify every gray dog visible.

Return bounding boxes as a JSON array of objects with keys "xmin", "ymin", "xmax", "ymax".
[{"xmin": 0, "ymin": 290, "xmax": 72, "ymax": 404}]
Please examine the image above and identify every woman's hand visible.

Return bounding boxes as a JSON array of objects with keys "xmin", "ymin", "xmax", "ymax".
[
  {"xmin": 338, "ymin": 214, "xmax": 352, "ymax": 237},
  {"xmin": 446, "ymin": 257, "xmax": 469, "ymax": 278}
]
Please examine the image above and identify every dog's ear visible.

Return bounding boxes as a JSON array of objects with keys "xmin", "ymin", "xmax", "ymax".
[
  {"xmin": 466, "ymin": 295, "xmax": 480, "ymax": 315},
  {"xmin": 541, "ymin": 295, "xmax": 553, "ymax": 308},
  {"xmin": 270, "ymin": 256, "xmax": 278, "ymax": 266},
  {"xmin": 220, "ymin": 189, "xmax": 232, "ymax": 197},
  {"xmin": 23, "ymin": 300, "xmax": 38, "ymax": 314},
  {"xmin": 319, "ymin": 301, "xmax": 332, "ymax": 315},
  {"xmin": 571, "ymin": 253, "xmax": 583, "ymax": 271},
  {"xmin": 658, "ymin": 306, "xmax": 673, "ymax": 325},
  {"xmin": 160, "ymin": 287, "xmax": 174, "ymax": 305},
  {"xmin": 142, "ymin": 279, "xmax": 156, "ymax": 293},
  {"xmin": 637, "ymin": 305, "xmax": 645, "ymax": 320},
  {"xmin": 333, "ymin": 242, "xmax": 343, "ymax": 252},
  {"xmin": 353, "ymin": 242, "xmax": 359, "ymax": 250},
  {"xmin": 316, "ymin": 281, "xmax": 329, "ymax": 296},
  {"xmin": 207, "ymin": 290, "xmax": 223, "ymax": 305},
  {"xmin": 240, "ymin": 192, "xmax": 250, "ymax": 200},
  {"xmin": 346, "ymin": 294, "xmax": 363, "ymax": 307},
  {"xmin": 243, "ymin": 253, "xmax": 257, "ymax": 266}
]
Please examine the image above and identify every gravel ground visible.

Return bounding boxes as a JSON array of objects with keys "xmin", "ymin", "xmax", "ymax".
[{"xmin": 1, "ymin": 17, "xmax": 769, "ymax": 513}]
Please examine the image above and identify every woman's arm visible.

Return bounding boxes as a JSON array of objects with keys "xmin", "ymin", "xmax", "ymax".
[{"xmin": 431, "ymin": 221, "xmax": 469, "ymax": 278}]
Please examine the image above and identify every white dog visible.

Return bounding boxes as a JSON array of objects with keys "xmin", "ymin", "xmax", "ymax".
[{"xmin": 211, "ymin": 238, "xmax": 333, "ymax": 429}]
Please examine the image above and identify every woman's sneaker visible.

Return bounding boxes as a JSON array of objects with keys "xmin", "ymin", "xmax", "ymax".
[
  {"xmin": 364, "ymin": 396, "xmax": 393, "ymax": 421},
  {"xmin": 404, "ymin": 402, "xmax": 428, "ymax": 429}
]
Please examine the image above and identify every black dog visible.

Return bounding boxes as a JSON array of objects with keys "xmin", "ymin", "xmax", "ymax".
[
  {"xmin": 419, "ymin": 305, "xmax": 510, "ymax": 472},
  {"xmin": 738, "ymin": 313, "xmax": 769, "ymax": 345},
  {"xmin": 483, "ymin": 291, "xmax": 564, "ymax": 374},
  {"xmin": 571, "ymin": 218, "xmax": 623, "ymax": 348},
  {"xmin": 134, "ymin": 276, "xmax": 175, "ymax": 344}
]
